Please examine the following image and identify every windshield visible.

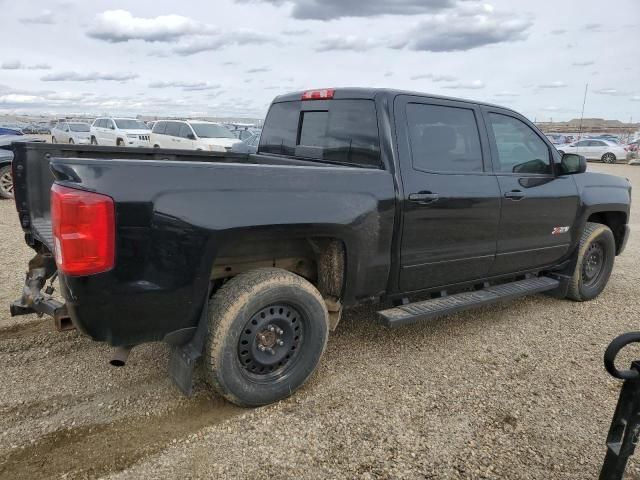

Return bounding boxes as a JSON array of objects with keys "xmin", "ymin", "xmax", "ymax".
[
  {"xmin": 69, "ymin": 123, "xmax": 90, "ymax": 132},
  {"xmin": 190, "ymin": 123, "xmax": 235, "ymax": 139},
  {"xmin": 114, "ymin": 119, "xmax": 148, "ymax": 130}
]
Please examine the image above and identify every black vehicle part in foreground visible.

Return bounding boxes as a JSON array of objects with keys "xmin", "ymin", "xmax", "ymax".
[{"xmin": 600, "ymin": 332, "xmax": 640, "ymax": 480}]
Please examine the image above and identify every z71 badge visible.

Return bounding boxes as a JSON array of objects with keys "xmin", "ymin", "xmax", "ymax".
[{"xmin": 552, "ymin": 226, "xmax": 570, "ymax": 235}]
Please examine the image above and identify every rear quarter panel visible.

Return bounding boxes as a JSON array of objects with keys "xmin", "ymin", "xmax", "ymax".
[{"xmin": 52, "ymin": 158, "xmax": 396, "ymax": 345}]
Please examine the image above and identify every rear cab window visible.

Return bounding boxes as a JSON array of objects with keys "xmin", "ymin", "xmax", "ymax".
[{"xmin": 259, "ymin": 98, "xmax": 381, "ymax": 168}]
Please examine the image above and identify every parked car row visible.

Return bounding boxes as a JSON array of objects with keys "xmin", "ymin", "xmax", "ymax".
[
  {"xmin": 48, "ymin": 117, "xmax": 261, "ymax": 152},
  {"xmin": 557, "ymin": 139, "xmax": 630, "ymax": 164}
]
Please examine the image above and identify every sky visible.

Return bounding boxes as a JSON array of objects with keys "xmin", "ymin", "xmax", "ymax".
[{"xmin": 0, "ymin": 0, "xmax": 638, "ymax": 121}]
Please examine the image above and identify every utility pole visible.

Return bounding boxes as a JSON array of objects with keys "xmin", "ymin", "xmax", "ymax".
[{"xmin": 578, "ymin": 83, "xmax": 588, "ymax": 139}]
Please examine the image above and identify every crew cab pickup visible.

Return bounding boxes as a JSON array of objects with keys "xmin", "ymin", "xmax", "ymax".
[{"xmin": 9, "ymin": 88, "xmax": 631, "ymax": 407}]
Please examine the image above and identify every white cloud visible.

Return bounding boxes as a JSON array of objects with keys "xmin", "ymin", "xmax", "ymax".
[
  {"xmin": 410, "ymin": 74, "xmax": 457, "ymax": 82},
  {"xmin": 149, "ymin": 81, "xmax": 221, "ymax": 91},
  {"xmin": 1, "ymin": 60, "xmax": 51, "ymax": 70},
  {"xmin": 172, "ymin": 30, "xmax": 275, "ymax": 55},
  {"xmin": 87, "ymin": 10, "xmax": 214, "ymax": 43},
  {"xmin": 537, "ymin": 81, "xmax": 567, "ymax": 88},
  {"xmin": 238, "ymin": 0, "xmax": 454, "ymax": 20},
  {"xmin": 20, "ymin": 9, "xmax": 55, "ymax": 25},
  {"xmin": 316, "ymin": 35, "xmax": 383, "ymax": 52},
  {"xmin": 443, "ymin": 80, "xmax": 485, "ymax": 90},
  {"xmin": 393, "ymin": 5, "xmax": 532, "ymax": 52},
  {"xmin": 42, "ymin": 71, "xmax": 139, "ymax": 82},
  {"xmin": 592, "ymin": 88, "xmax": 628, "ymax": 96}
]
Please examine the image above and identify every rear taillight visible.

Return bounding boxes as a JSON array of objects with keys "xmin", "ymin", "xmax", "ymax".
[
  {"xmin": 51, "ymin": 184, "xmax": 115, "ymax": 276},
  {"xmin": 301, "ymin": 88, "xmax": 335, "ymax": 100}
]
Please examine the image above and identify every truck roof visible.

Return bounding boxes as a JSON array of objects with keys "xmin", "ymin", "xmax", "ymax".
[{"xmin": 274, "ymin": 87, "xmax": 517, "ymax": 115}]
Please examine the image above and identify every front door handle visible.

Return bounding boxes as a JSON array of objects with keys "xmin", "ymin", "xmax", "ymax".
[
  {"xmin": 504, "ymin": 190, "xmax": 525, "ymax": 200},
  {"xmin": 409, "ymin": 192, "xmax": 439, "ymax": 204}
]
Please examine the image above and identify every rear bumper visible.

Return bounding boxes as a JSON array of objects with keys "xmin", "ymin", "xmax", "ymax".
[{"xmin": 58, "ymin": 268, "xmax": 206, "ymax": 347}]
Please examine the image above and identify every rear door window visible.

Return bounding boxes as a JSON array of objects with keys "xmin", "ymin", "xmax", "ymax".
[
  {"xmin": 165, "ymin": 122, "xmax": 181, "ymax": 137},
  {"xmin": 179, "ymin": 124, "xmax": 193, "ymax": 139},
  {"xmin": 260, "ymin": 99, "xmax": 381, "ymax": 167},
  {"xmin": 406, "ymin": 103, "xmax": 483, "ymax": 173},
  {"xmin": 152, "ymin": 121, "xmax": 166, "ymax": 134}
]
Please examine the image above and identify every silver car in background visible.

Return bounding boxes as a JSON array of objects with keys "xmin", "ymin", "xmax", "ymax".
[
  {"xmin": 558, "ymin": 139, "xmax": 628, "ymax": 164},
  {"xmin": 51, "ymin": 122, "xmax": 92, "ymax": 144}
]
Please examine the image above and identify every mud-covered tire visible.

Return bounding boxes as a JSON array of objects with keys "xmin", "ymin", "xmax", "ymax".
[
  {"xmin": 567, "ymin": 222, "xmax": 615, "ymax": 301},
  {"xmin": 205, "ymin": 268, "xmax": 329, "ymax": 407}
]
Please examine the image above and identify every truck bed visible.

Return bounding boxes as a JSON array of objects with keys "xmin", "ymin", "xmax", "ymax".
[{"xmin": 12, "ymin": 142, "xmax": 347, "ymax": 251}]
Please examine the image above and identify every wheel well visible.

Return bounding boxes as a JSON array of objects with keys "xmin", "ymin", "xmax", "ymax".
[
  {"xmin": 211, "ymin": 236, "xmax": 346, "ymax": 302},
  {"xmin": 587, "ymin": 211, "xmax": 627, "ymax": 253}
]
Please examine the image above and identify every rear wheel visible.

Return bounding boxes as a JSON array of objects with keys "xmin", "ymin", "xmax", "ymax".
[
  {"xmin": 0, "ymin": 165, "xmax": 13, "ymax": 199},
  {"xmin": 602, "ymin": 152, "xmax": 616, "ymax": 164},
  {"xmin": 69, "ymin": 138, "xmax": 74, "ymax": 144},
  {"xmin": 117, "ymin": 139, "xmax": 124, "ymax": 147},
  {"xmin": 51, "ymin": 136, "xmax": 57, "ymax": 144},
  {"xmin": 205, "ymin": 268, "xmax": 329, "ymax": 407},
  {"xmin": 567, "ymin": 222, "xmax": 616, "ymax": 301}
]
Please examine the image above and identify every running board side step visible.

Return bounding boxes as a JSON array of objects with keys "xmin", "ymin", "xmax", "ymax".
[{"xmin": 378, "ymin": 276, "xmax": 559, "ymax": 328}]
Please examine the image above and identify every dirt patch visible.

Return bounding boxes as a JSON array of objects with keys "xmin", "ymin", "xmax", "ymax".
[
  {"xmin": 0, "ymin": 319, "xmax": 52, "ymax": 340},
  {"xmin": 0, "ymin": 393, "xmax": 241, "ymax": 480}
]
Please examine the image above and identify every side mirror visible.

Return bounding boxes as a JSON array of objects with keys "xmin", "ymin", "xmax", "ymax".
[
  {"xmin": 560, "ymin": 153, "xmax": 587, "ymax": 175},
  {"xmin": 187, "ymin": 133, "xmax": 196, "ymax": 140}
]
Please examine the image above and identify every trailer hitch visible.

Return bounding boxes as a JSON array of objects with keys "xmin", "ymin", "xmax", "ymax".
[
  {"xmin": 9, "ymin": 252, "xmax": 73, "ymax": 331},
  {"xmin": 600, "ymin": 332, "xmax": 640, "ymax": 480}
]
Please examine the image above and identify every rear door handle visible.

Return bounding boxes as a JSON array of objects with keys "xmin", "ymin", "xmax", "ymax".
[
  {"xmin": 409, "ymin": 192, "xmax": 439, "ymax": 204},
  {"xmin": 504, "ymin": 190, "xmax": 525, "ymax": 200}
]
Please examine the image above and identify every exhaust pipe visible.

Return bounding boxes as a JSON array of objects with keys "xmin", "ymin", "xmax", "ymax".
[{"xmin": 110, "ymin": 346, "xmax": 132, "ymax": 367}]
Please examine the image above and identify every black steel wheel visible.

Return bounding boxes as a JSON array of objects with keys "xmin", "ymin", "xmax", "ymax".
[
  {"xmin": 205, "ymin": 268, "xmax": 329, "ymax": 407},
  {"xmin": 567, "ymin": 222, "xmax": 615, "ymax": 301},
  {"xmin": 237, "ymin": 304, "xmax": 304, "ymax": 380},
  {"xmin": 581, "ymin": 241, "xmax": 606, "ymax": 288}
]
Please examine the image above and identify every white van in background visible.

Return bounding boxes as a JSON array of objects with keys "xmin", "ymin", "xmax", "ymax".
[
  {"xmin": 90, "ymin": 118, "xmax": 151, "ymax": 147},
  {"xmin": 151, "ymin": 120, "xmax": 242, "ymax": 152}
]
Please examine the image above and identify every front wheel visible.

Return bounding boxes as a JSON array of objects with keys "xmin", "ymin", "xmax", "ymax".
[
  {"xmin": 69, "ymin": 138, "xmax": 74, "ymax": 144},
  {"xmin": 205, "ymin": 268, "xmax": 329, "ymax": 407},
  {"xmin": 91, "ymin": 137, "xmax": 98, "ymax": 145},
  {"xmin": 0, "ymin": 165, "xmax": 13, "ymax": 199},
  {"xmin": 567, "ymin": 222, "xmax": 616, "ymax": 301},
  {"xmin": 602, "ymin": 152, "xmax": 616, "ymax": 164}
]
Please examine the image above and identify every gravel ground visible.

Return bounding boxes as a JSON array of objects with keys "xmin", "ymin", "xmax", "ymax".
[{"xmin": 1, "ymin": 162, "xmax": 640, "ymax": 479}]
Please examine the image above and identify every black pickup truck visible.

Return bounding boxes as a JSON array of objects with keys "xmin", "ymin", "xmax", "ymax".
[{"xmin": 9, "ymin": 88, "xmax": 631, "ymax": 407}]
